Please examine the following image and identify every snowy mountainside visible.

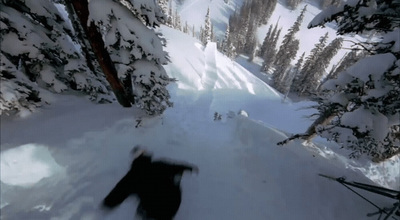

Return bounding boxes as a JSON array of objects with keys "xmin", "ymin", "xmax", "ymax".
[
  {"xmin": 161, "ymin": 26, "xmax": 315, "ymax": 134},
  {"xmin": 177, "ymin": 0, "xmax": 241, "ymax": 39},
  {"xmin": 1, "ymin": 21, "xmax": 399, "ymax": 220},
  {"xmin": 176, "ymin": 0, "xmax": 352, "ymax": 70},
  {"xmin": 161, "ymin": 25, "xmax": 399, "ymax": 189},
  {"xmin": 256, "ymin": 2, "xmax": 353, "ymax": 62},
  {"xmin": 162, "ymin": 26, "xmax": 280, "ymax": 96}
]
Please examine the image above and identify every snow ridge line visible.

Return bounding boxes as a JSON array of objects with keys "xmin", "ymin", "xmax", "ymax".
[{"xmin": 202, "ymin": 42, "xmax": 219, "ymax": 90}]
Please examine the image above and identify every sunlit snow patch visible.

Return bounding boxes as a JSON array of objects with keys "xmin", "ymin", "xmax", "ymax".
[{"xmin": 0, "ymin": 144, "xmax": 64, "ymax": 187}]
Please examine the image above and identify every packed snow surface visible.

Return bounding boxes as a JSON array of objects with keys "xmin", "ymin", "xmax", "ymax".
[{"xmin": 1, "ymin": 19, "xmax": 399, "ymax": 220}]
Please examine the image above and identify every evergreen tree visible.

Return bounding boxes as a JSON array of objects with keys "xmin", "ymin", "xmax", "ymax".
[
  {"xmin": 258, "ymin": 0, "xmax": 278, "ymax": 25},
  {"xmin": 223, "ymin": 24, "xmax": 237, "ymax": 59},
  {"xmin": 281, "ymin": 52, "xmax": 305, "ymax": 99},
  {"xmin": 211, "ymin": 25, "xmax": 215, "ymax": 42},
  {"xmin": 174, "ymin": 8, "xmax": 182, "ymax": 31},
  {"xmin": 166, "ymin": 5, "xmax": 174, "ymax": 27},
  {"xmin": 221, "ymin": 24, "xmax": 231, "ymax": 54},
  {"xmin": 87, "ymin": 0, "xmax": 174, "ymax": 115},
  {"xmin": 236, "ymin": 11, "xmax": 251, "ymax": 52},
  {"xmin": 67, "ymin": 0, "xmax": 173, "ymax": 115},
  {"xmin": 291, "ymin": 32, "xmax": 329, "ymax": 94},
  {"xmin": 272, "ymin": 6, "xmax": 306, "ymax": 85},
  {"xmin": 0, "ymin": 0, "xmax": 111, "ymax": 115},
  {"xmin": 320, "ymin": 50, "xmax": 365, "ymax": 88},
  {"xmin": 272, "ymin": 39, "xmax": 300, "ymax": 92},
  {"xmin": 272, "ymin": 28, "xmax": 282, "ymax": 53},
  {"xmin": 282, "ymin": 0, "xmax": 400, "ymax": 162},
  {"xmin": 203, "ymin": 8, "xmax": 212, "ymax": 45},
  {"xmin": 182, "ymin": 21, "xmax": 188, "ymax": 34},
  {"xmin": 199, "ymin": 25, "xmax": 205, "ymax": 43},
  {"xmin": 259, "ymin": 25, "xmax": 273, "ymax": 57},
  {"xmin": 260, "ymin": 21, "xmax": 281, "ymax": 72},
  {"xmin": 243, "ymin": 20, "xmax": 258, "ymax": 60},
  {"xmin": 226, "ymin": 43, "xmax": 237, "ymax": 60},
  {"xmin": 227, "ymin": 0, "xmax": 278, "ymax": 54},
  {"xmin": 299, "ymin": 37, "xmax": 343, "ymax": 95},
  {"xmin": 274, "ymin": 5, "xmax": 306, "ymax": 67}
]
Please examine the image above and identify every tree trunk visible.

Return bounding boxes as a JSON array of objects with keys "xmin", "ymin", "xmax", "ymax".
[
  {"xmin": 70, "ymin": 0, "xmax": 131, "ymax": 107},
  {"xmin": 63, "ymin": 1, "xmax": 101, "ymax": 78},
  {"xmin": 277, "ymin": 108, "xmax": 336, "ymax": 145},
  {"xmin": 303, "ymin": 110, "xmax": 336, "ymax": 142}
]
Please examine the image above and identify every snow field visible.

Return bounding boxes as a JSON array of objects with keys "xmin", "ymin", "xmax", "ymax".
[
  {"xmin": 1, "ymin": 9, "xmax": 399, "ymax": 220},
  {"xmin": 1, "ymin": 92, "xmax": 393, "ymax": 219},
  {"xmin": 179, "ymin": 0, "xmax": 353, "ymax": 75},
  {"xmin": 0, "ymin": 3, "xmax": 400, "ymax": 220}
]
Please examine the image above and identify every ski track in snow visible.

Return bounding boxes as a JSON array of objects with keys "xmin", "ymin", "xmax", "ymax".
[{"xmin": 202, "ymin": 42, "xmax": 219, "ymax": 90}]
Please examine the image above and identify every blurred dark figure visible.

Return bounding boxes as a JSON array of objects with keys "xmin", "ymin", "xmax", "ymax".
[{"xmin": 103, "ymin": 146, "xmax": 198, "ymax": 220}]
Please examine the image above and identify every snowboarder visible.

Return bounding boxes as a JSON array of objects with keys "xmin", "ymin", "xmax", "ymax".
[{"xmin": 103, "ymin": 146, "xmax": 198, "ymax": 220}]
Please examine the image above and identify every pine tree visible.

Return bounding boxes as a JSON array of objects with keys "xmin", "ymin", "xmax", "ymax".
[
  {"xmin": 226, "ymin": 43, "xmax": 237, "ymax": 60},
  {"xmin": 203, "ymin": 8, "xmax": 212, "ymax": 45},
  {"xmin": 289, "ymin": 52, "xmax": 305, "ymax": 89},
  {"xmin": 320, "ymin": 50, "xmax": 365, "ymax": 88},
  {"xmin": 70, "ymin": 0, "xmax": 173, "ymax": 115},
  {"xmin": 183, "ymin": 21, "xmax": 189, "ymax": 34},
  {"xmin": 282, "ymin": 0, "xmax": 400, "ymax": 162},
  {"xmin": 236, "ymin": 11, "xmax": 251, "ymax": 52},
  {"xmin": 291, "ymin": 32, "xmax": 329, "ymax": 94},
  {"xmin": 259, "ymin": 19, "xmax": 280, "ymax": 57},
  {"xmin": 259, "ymin": 25, "xmax": 273, "ymax": 57},
  {"xmin": 223, "ymin": 23, "xmax": 237, "ymax": 59},
  {"xmin": 258, "ymin": 0, "xmax": 278, "ymax": 25},
  {"xmin": 0, "ymin": 0, "xmax": 111, "ymax": 115},
  {"xmin": 243, "ymin": 21, "xmax": 258, "ymax": 60},
  {"xmin": 166, "ymin": 6, "xmax": 174, "ymax": 27},
  {"xmin": 299, "ymin": 37, "xmax": 343, "ymax": 95},
  {"xmin": 174, "ymin": 8, "xmax": 182, "ymax": 31},
  {"xmin": 272, "ymin": 39, "xmax": 300, "ymax": 92},
  {"xmin": 281, "ymin": 52, "xmax": 305, "ymax": 99},
  {"xmin": 272, "ymin": 6, "xmax": 306, "ymax": 86},
  {"xmin": 221, "ymin": 24, "xmax": 231, "ymax": 54},
  {"xmin": 210, "ymin": 25, "xmax": 215, "ymax": 42},
  {"xmin": 272, "ymin": 28, "xmax": 282, "ymax": 52},
  {"xmin": 199, "ymin": 25, "xmax": 205, "ymax": 43},
  {"xmin": 260, "ymin": 20, "xmax": 281, "ymax": 72},
  {"xmin": 227, "ymin": 0, "xmax": 278, "ymax": 54},
  {"xmin": 274, "ymin": 5, "xmax": 306, "ymax": 67}
]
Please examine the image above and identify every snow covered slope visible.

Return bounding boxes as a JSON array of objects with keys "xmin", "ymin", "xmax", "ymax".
[
  {"xmin": 1, "ymin": 22, "xmax": 399, "ymax": 220},
  {"xmin": 177, "ymin": 0, "xmax": 352, "ymax": 71},
  {"xmin": 163, "ymin": 26, "xmax": 280, "ymax": 95},
  {"xmin": 178, "ymin": 0, "xmax": 242, "ymax": 38},
  {"xmin": 162, "ymin": 26, "xmax": 315, "ymax": 133}
]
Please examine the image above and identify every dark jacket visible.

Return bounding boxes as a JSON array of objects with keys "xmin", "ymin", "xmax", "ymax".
[{"xmin": 103, "ymin": 154, "xmax": 196, "ymax": 220}]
